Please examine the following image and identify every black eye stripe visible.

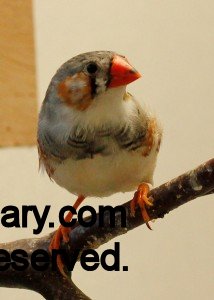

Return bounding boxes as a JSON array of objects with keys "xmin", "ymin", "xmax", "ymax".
[
  {"xmin": 87, "ymin": 63, "xmax": 98, "ymax": 74},
  {"xmin": 90, "ymin": 76, "xmax": 97, "ymax": 97}
]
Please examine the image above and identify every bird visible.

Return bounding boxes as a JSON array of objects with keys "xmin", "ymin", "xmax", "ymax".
[{"xmin": 37, "ymin": 51, "xmax": 162, "ymax": 276}]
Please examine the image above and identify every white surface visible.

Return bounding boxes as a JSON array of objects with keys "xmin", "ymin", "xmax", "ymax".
[{"xmin": 0, "ymin": 0, "xmax": 213, "ymax": 299}]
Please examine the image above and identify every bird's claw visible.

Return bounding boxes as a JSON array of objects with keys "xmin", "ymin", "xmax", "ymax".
[{"xmin": 130, "ymin": 183, "xmax": 153, "ymax": 229}]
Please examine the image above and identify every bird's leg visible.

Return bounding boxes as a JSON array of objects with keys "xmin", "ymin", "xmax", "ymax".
[
  {"xmin": 49, "ymin": 195, "xmax": 85, "ymax": 277},
  {"xmin": 130, "ymin": 183, "xmax": 153, "ymax": 230}
]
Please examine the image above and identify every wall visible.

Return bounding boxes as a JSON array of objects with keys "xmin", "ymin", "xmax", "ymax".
[{"xmin": 0, "ymin": 1, "xmax": 37, "ymax": 146}]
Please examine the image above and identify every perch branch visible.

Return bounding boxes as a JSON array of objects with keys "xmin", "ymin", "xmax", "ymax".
[{"xmin": 0, "ymin": 158, "xmax": 213, "ymax": 299}]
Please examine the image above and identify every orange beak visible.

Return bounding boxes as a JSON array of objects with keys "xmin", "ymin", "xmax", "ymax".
[{"xmin": 108, "ymin": 55, "xmax": 141, "ymax": 88}]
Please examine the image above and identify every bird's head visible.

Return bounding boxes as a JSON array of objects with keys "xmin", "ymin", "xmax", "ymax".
[{"xmin": 50, "ymin": 51, "xmax": 141, "ymax": 111}]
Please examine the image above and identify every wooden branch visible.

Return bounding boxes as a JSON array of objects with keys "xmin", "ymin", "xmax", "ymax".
[{"xmin": 0, "ymin": 158, "xmax": 213, "ymax": 299}]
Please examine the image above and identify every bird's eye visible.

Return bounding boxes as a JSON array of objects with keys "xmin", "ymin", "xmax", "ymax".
[{"xmin": 86, "ymin": 63, "xmax": 98, "ymax": 74}]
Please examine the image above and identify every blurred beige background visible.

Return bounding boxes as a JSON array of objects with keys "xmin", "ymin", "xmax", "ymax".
[{"xmin": 0, "ymin": 0, "xmax": 213, "ymax": 299}]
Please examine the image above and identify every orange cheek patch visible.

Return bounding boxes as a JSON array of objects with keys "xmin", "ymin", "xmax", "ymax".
[{"xmin": 58, "ymin": 73, "xmax": 93, "ymax": 111}]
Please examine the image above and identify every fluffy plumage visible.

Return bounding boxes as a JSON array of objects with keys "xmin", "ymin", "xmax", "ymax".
[
  {"xmin": 37, "ymin": 50, "xmax": 163, "ymax": 277},
  {"xmin": 38, "ymin": 51, "xmax": 162, "ymax": 197}
]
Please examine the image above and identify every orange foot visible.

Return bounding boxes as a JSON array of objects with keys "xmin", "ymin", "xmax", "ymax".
[
  {"xmin": 49, "ymin": 195, "xmax": 85, "ymax": 277},
  {"xmin": 130, "ymin": 183, "xmax": 153, "ymax": 230}
]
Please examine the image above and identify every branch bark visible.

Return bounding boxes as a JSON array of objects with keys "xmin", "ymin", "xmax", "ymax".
[{"xmin": 0, "ymin": 158, "xmax": 213, "ymax": 299}]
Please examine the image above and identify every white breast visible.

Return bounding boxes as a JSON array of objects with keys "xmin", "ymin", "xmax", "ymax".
[
  {"xmin": 47, "ymin": 86, "xmax": 161, "ymax": 197},
  {"xmin": 51, "ymin": 145, "xmax": 158, "ymax": 197}
]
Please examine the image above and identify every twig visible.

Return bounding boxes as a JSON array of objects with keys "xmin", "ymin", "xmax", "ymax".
[{"xmin": 0, "ymin": 158, "xmax": 213, "ymax": 299}]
